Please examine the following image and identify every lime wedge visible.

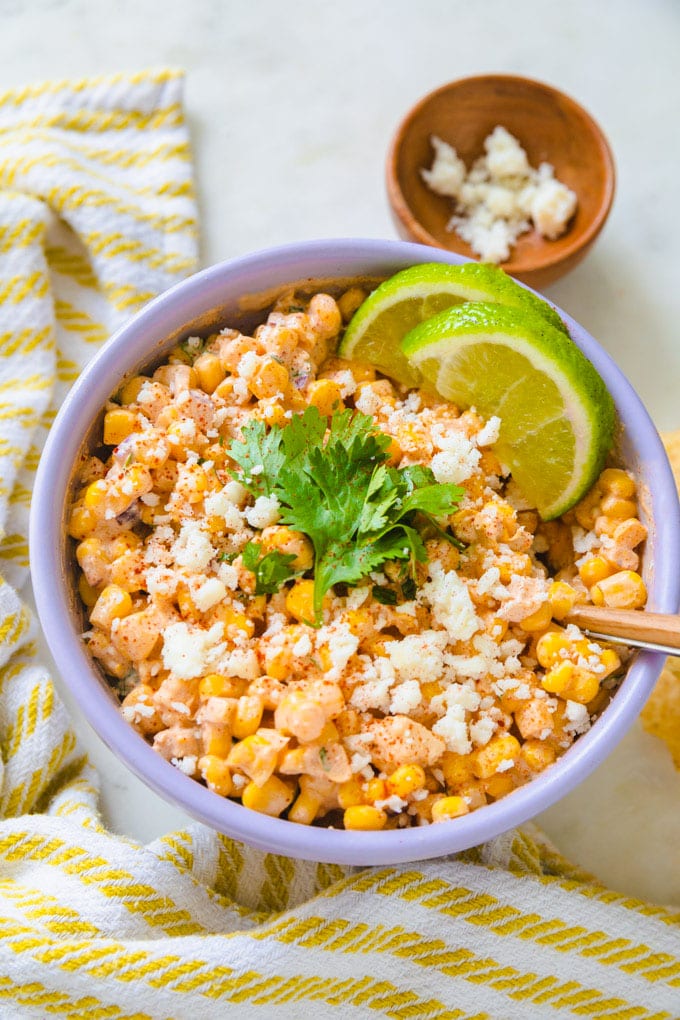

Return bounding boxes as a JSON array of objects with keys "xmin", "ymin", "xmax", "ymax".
[
  {"xmin": 339, "ymin": 262, "xmax": 566, "ymax": 387},
  {"xmin": 401, "ymin": 302, "xmax": 615, "ymax": 519}
]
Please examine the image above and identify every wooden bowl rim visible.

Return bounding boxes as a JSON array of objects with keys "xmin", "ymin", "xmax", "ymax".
[{"xmin": 386, "ymin": 73, "xmax": 616, "ymax": 276}]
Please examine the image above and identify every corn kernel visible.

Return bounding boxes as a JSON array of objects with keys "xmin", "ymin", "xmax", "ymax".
[
  {"xmin": 387, "ymin": 764, "xmax": 426, "ymax": 799},
  {"xmin": 118, "ymin": 375, "xmax": 150, "ymax": 405},
  {"xmin": 440, "ymin": 752, "xmax": 475, "ymax": 788},
  {"xmin": 338, "ymin": 776, "xmax": 366, "ymax": 809},
  {"xmin": 519, "ymin": 601, "xmax": 553, "ymax": 632},
  {"xmin": 193, "ymin": 352, "xmax": 226, "ymax": 394},
  {"xmin": 520, "ymin": 740, "xmax": 556, "ymax": 772},
  {"xmin": 483, "ymin": 773, "xmax": 516, "ymax": 800},
  {"xmin": 78, "ymin": 574, "xmax": 101, "ymax": 608},
  {"xmin": 548, "ymin": 581, "xmax": 579, "ymax": 620},
  {"xmin": 590, "ymin": 570, "xmax": 647, "ymax": 610},
  {"xmin": 285, "ymin": 579, "xmax": 315, "ymax": 624},
  {"xmin": 472, "ymin": 734, "xmax": 521, "ymax": 780},
  {"xmin": 288, "ymin": 789, "xmax": 322, "ymax": 825},
  {"xmin": 260, "ymin": 526, "xmax": 314, "ymax": 571},
  {"xmin": 306, "ymin": 378, "xmax": 344, "ymax": 416},
  {"xmin": 535, "ymin": 630, "xmax": 570, "ymax": 669},
  {"xmin": 599, "ymin": 468, "xmax": 636, "ymax": 499},
  {"xmin": 202, "ymin": 722, "xmax": 233, "ymax": 758},
  {"xmin": 227, "ymin": 733, "xmax": 285, "ymax": 787},
  {"xmin": 343, "ymin": 804, "xmax": 387, "ymax": 831},
  {"xmin": 232, "ymin": 695, "xmax": 264, "ymax": 739},
  {"xmin": 542, "ymin": 661, "xmax": 600, "ymax": 703},
  {"xmin": 600, "ymin": 495, "xmax": 637, "ymax": 520},
  {"xmin": 337, "ymin": 287, "xmax": 367, "ymax": 323},
  {"xmin": 84, "ymin": 479, "xmax": 109, "ymax": 511},
  {"xmin": 249, "ymin": 358, "xmax": 290, "ymax": 400},
  {"xmin": 579, "ymin": 556, "xmax": 616, "ymax": 588},
  {"xmin": 103, "ymin": 408, "xmax": 138, "ymax": 446},
  {"xmin": 68, "ymin": 504, "xmax": 97, "ymax": 540},
  {"xmin": 200, "ymin": 675, "xmax": 245, "ymax": 699},
  {"xmin": 365, "ymin": 777, "xmax": 388, "ymax": 803},
  {"xmin": 431, "ymin": 796, "xmax": 469, "ymax": 823},
  {"xmin": 89, "ymin": 584, "xmax": 133, "ymax": 629},
  {"xmin": 241, "ymin": 776, "xmax": 294, "ymax": 817}
]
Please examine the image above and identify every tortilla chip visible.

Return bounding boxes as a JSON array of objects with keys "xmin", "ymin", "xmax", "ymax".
[
  {"xmin": 640, "ymin": 430, "xmax": 680, "ymax": 768},
  {"xmin": 641, "ymin": 661, "xmax": 680, "ymax": 770}
]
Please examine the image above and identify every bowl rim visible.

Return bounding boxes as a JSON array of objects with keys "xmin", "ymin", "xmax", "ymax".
[
  {"xmin": 30, "ymin": 237, "xmax": 679, "ymax": 866},
  {"xmin": 386, "ymin": 73, "xmax": 617, "ymax": 276}
]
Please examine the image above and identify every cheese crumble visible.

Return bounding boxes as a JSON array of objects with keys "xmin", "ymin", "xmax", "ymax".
[{"xmin": 421, "ymin": 126, "xmax": 578, "ymax": 263}]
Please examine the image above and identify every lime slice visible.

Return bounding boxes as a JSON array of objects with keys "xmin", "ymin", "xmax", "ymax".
[
  {"xmin": 339, "ymin": 262, "xmax": 566, "ymax": 387},
  {"xmin": 401, "ymin": 302, "xmax": 615, "ymax": 519}
]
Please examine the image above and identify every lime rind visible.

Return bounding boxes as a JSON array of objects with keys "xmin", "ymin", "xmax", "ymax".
[
  {"xmin": 339, "ymin": 262, "xmax": 566, "ymax": 387},
  {"xmin": 402, "ymin": 302, "xmax": 615, "ymax": 519}
]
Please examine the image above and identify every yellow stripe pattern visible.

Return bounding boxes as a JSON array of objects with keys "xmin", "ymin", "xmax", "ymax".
[{"xmin": 0, "ymin": 66, "xmax": 677, "ymax": 1020}]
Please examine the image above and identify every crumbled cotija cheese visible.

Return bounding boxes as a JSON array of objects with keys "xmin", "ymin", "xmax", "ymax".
[{"xmin": 421, "ymin": 126, "xmax": 578, "ymax": 263}]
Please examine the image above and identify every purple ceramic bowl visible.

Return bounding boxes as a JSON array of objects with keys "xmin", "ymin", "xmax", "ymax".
[{"xmin": 30, "ymin": 238, "xmax": 680, "ymax": 865}]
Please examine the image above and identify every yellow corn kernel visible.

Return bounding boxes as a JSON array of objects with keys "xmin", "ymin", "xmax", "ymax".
[
  {"xmin": 232, "ymin": 695, "xmax": 264, "ymax": 740},
  {"xmin": 78, "ymin": 574, "xmax": 101, "ymax": 608},
  {"xmin": 118, "ymin": 375, "xmax": 150, "ymax": 405},
  {"xmin": 612, "ymin": 517, "xmax": 647, "ymax": 549},
  {"xmin": 590, "ymin": 570, "xmax": 647, "ymax": 610},
  {"xmin": 599, "ymin": 648, "xmax": 621, "ymax": 678},
  {"xmin": 387, "ymin": 764, "xmax": 426, "ymax": 799},
  {"xmin": 109, "ymin": 532, "xmax": 143, "ymax": 557},
  {"xmin": 345, "ymin": 607, "xmax": 373, "ymax": 640},
  {"xmin": 338, "ymin": 776, "xmax": 366, "ymax": 809},
  {"xmin": 199, "ymin": 755, "xmax": 233, "ymax": 797},
  {"xmin": 600, "ymin": 495, "xmax": 637, "ymax": 520},
  {"xmin": 226, "ymin": 733, "xmax": 285, "ymax": 787},
  {"xmin": 241, "ymin": 776, "xmax": 294, "ymax": 817},
  {"xmin": 285, "ymin": 579, "xmax": 315, "ymax": 624},
  {"xmin": 306, "ymin": 378, "xmax": 344, "ymax": 416},
  {"xmin": 68, "ymin": 504, "xmax": 97, "ymax": 540},
  {"xmin": 75, "ymin": 536, "xmax": 108, "ymax": 574},
  {"xmin": 260, "ymin": 526, "xmax": 314, "ymax": 571},
  {"xmin": 343, "ymin": 804, "xmax": 387, "ymax": 831},
  {"xmin": 249, "ymin": 358, "xmax": 290, "ymax": 400},
  {"xmin": 535, "ymin": 630, "xmax": 570, "ymax": 669},
  {"xmin": 84, "ymin": 479, "xmax": 109, "ymax": 511},
  {"xmin": 288, "ymin": 789, "xmax": 322, "ymax": 825},
  {"xmin": 594, "ymin": 514, "xmax": 620, "ymax": 538},
  {"xmin": 579, "ymin": 556, "xmax": 616, "ymax": 588},
  {"xmin": 472, "ymin": 733, "xmax": 521, "ymax": 780},
  {"xmin": 483, "ymin": 772, "xmax": 516, "ymax": 800},
  {"xmin": 193, "ymin": 352, "xmax": 226, "ymax": 394},
  {"xmin": 548, "ymin": 581, "xmax": 579, "ymax": 621},
  {"xmin": 202, "ymin": 722, "xmax": 233, "ymax": 759},
  {"xmin": 337, "ymin": 287, "xmax": 367, "ymax": 323},
  {"xmin": 599, "ymin": 467, "xmax": 636, "ymax": 499},
  {"xmin": 519, "ymin": 601, "xmax": 553, "ymax": 632},
  {"xmin": 440, "ymin": 751, "xmax": 475, "ymax": 788},
  {"xmin": 89, "ymin": 585, "xmax": 133, "ymax": 629},
  {"xmin": 365, "ymin": 777, "xmax": 387, "ymax": 804},
  {"xmin": 520, "ymin": 740, "xmax": 556, "ymax": 773},
  {"xmin": 264, "ymin": 647, "xmax": 290, "ymax": 681},
  {"xmin": 199, "ymin": 674, "xmax": 246, "ymax": 699},
  {"xmin": 217, "ymin": 605, "xmax": 255, "ymax": 640},
  {"xmin": 542, "ymin": 661, "xmax": 600, "ymax": 704},
  {"xmin": 574, "ymin": 490, "xmax": 602, "ymax": 531},
  {"xmin": 103, "ymin": 408, "xmax": 138, "ymax": 446},
  {"xmin": 431, "ymin": 795, "xmax": 469, "ymax": 823}
]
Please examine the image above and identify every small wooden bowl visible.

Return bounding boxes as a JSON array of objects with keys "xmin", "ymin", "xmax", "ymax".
[{"xmin": 386, "ymin": 74, "xmax": 615, "ymax": 288}]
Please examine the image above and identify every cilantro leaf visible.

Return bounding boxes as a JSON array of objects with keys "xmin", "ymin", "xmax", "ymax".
[
  {"xmin": 372, "ymin": 585, "xmax": 398, "ymax": 605},
  {"xmin": 241, "ymin": 541, "xmax": 300, "ymax": 595},
  {"xmin": 228, "ymin": 420, "xmax": 286, "ymax": 498}
]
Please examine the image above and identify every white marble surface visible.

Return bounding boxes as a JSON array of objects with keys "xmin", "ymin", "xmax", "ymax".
[{"xmin": 4, "ymin": 0, "xmax": 680, "ymax": 903}]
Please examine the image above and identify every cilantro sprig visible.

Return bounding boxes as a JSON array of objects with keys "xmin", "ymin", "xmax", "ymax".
[{"xmin": 228, "ymin": 406, "xmax": 463, "ymax": 622}]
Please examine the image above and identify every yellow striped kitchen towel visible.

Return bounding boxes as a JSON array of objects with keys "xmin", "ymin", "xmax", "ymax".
[{"xmin": 0, "ymin": 69, "xmax": 679, "ymax": 1020}]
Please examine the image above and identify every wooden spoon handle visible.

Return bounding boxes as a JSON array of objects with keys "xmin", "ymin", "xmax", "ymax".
[{"xmin": 566, "ymin": 606, "xmax": 680, "ymax": 653}]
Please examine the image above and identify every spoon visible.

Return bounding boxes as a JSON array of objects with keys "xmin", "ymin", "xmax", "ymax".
[{"xmin": 565, "ymin": 606, "xmax": 680, "ymax": 657}]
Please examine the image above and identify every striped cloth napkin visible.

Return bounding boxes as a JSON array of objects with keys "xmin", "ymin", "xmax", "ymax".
[{"xmin": 0, "ymin": 69, "xmax": 678, "ymax": 1020}]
